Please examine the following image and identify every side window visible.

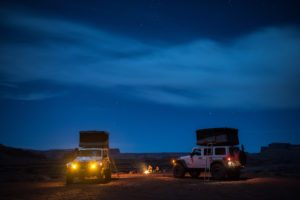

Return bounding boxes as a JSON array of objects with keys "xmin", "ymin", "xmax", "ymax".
[
  {"xmin": 193, "ymin": 149, "xmax": 202, "ymax": 156},
  {"xmin": 204, "ymin": 148, "xmax": 212, "ymax": 155},
  {"xmin": 215, "ymin": 148, "xmax": 226, "ymax": 155}
]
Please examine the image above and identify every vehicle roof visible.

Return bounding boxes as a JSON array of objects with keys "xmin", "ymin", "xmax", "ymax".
[
  {"xmin": 193, "ymin": 146, "xmax": 239, "ymax": 148},
  {"xmin": 79, "ymin": 147, "xmax": 103, "ymax": 151}
]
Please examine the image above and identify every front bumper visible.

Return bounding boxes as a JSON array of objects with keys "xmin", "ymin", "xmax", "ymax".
[{"xmin": 67, "ymin": 164, "xmax": 103, "ymax": 177}]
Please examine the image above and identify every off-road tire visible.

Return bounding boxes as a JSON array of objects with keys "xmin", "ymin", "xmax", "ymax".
[
  {"xmin": 189, "ymin": 171, "xmax": 200, "ymax": 178},
  {"xmin": 228, "ymin": 169, "xmax": 240, "ymax": 180},
  {"xmin": 173, "ymin": 164, "xmax": 186, "ymax": 178},
  {"xmin": 211, "ymin": 163, "xmax": 225, "ymax": 180},
  {"xmin": 104, "ymin": 168, "xmax": 112, "ymax": 183},
  {"xmin": 66, "ymin": 174, "xmax": 73, "ymax": 184},
  {"xmin": 96, "ymin": 173, "xmax": 104, "ymax": 183}
]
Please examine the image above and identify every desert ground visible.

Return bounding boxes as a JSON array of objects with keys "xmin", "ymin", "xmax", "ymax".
[
  {"xmin": 1, "ymin": 173, "xmax": 300, "ymax": 200},
  {"xmin": 1, "ymin": 144, "xmax": 300, "ymax": 200}
]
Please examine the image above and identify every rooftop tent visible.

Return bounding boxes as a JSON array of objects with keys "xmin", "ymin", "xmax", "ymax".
[
  {"xmin": 196, "ymin": 128, "xmax": 239, "ymax": 146},
  {"xmin": 79, "ymin": 131, "xmax": 109, "ymax": 148}
]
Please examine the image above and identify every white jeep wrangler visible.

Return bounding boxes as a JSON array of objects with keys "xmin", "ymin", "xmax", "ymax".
[{"xmin": 173, "ymin": 145, "xmax": 245, "ymax": 180}]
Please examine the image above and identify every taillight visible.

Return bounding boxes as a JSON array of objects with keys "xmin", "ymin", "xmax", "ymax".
[{"xmin": 226, "ymin": 156, "xmax": 231, "ymax": 161}]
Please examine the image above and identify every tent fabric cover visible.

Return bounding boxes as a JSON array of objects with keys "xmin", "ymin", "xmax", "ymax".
[
  {"xmin": 196, "ymin": 128, "xmax": 239, "ymax": 146},
  {"xmin": 79, "ymin": 131, "xmax": 109, "ymax": 148}
]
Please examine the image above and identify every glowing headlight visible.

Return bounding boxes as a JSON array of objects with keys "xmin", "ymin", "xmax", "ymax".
[
  {"xmin": 72, "ymin": 164, "xmax": 77, "ymax": 169},
  {"xmin": 144, "ymin": 170, "xmax": 150, "ymax": 175},
  {"xmin": 90, "ymin": 163, "xmax": 97, "ymax": 169}
]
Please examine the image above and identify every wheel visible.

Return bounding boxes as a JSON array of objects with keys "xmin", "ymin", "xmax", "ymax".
[
  {"xmin": 104, "ymin": 168, "xmax": 111, "ymax": 183},
  {"xmin": 189, "ymin": 171, "xmax": 200, "ymax": 178},
  {"xmin": 96, "ymin": 173, "xmax": 104, "ymax": 183},
  {"xmin": 228, "ymin": 169, "xmax": 240, "ymax": 180},
  {"xmin": 173, "ymin": 164, "xmax": 186, "ymax": 178},
  {"xmin": 66, "ymin": 174, "xmax": 73, "ymax": 184},
  {"xmin": 211, "ymin": 163, "xmax": 225, "ymax": 180}
]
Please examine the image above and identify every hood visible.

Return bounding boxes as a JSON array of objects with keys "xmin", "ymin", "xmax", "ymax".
[
  {"xmin": 178, "ymin": 155, "xmax": 190, "ymax": 160},
  {"xmin": 74, "ymin": 156, "xmax": 102, "ymax": 162}
]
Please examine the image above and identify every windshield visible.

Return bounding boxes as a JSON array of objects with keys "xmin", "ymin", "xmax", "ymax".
[
  {"xmin": 192, "ymin": 148, "xmax": 202, "ymax": 155},
  {"xmin": 78, "ymin": 150, "xmax": 102, "ymax": 157}
]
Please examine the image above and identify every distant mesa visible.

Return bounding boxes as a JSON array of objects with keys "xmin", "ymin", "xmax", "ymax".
[
  {"xmin": 261, "ymin": 143, "xmax": 300, "ymax": 153},
  {"xmin": 0, "ymin": 144, "xmax": 45, "ymax": 160},
  {"xmin": 109, "ymin": 148, "xmax": 121, "ymax": 155},
  {"xmin": 258, "ymin": 143, "xmax": 300, "ymax": 164}
]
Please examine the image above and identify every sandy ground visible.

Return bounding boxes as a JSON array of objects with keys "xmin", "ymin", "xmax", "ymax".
[{"xmin": 1, "ymin": 174, "xmax": 300, "ymax": 200}]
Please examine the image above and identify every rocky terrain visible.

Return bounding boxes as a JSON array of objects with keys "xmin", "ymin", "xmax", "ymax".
[{"xmin": 244, "ymin": 143, "xmax": 300, "ymax": 178}]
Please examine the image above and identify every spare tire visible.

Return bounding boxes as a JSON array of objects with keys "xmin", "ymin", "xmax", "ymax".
[{"xmin": 239, "ymin": 151, "xmax": 247, "ymax": 165}]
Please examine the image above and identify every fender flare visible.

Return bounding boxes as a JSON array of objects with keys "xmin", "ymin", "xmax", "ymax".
[
  {"xmin": 210, "ymin": 161, "xmax": 224, "ymax": 169},
  {"xmin": 175, "ymin": 160, "xmax": 188, "ymax": 169}
]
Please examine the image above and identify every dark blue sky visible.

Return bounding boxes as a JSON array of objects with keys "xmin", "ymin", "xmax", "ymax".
[{"xmin": 0, "ymin": 0, "xmax": 300, "ymax": 152}]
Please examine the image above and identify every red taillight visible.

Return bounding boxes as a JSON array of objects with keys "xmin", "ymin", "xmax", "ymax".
[{"xmin": 227, "ymin": 156, "xmax": 231, "ymax": 161}]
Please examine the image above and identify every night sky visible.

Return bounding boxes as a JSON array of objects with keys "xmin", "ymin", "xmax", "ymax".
[{"xmin": 1, "ymin": 0, "xmax": 300, "ymax": 153}]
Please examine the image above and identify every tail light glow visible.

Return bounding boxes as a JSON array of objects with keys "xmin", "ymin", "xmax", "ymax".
[{"xmin": 227, "ymin": 156, "xmax": 231, "ymax": 161}]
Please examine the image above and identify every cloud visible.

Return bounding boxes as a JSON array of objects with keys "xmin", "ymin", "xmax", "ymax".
[
  {"xmin": 0, "ymin": 80, "xmax": 65, "ymax": 101},
  {"xmin": 1, "ymin": 92, "xmax": 60, "ymax": 101},
  {"xmin": 1, "ymin": 10, "xmax": 300, "ymax": 108}
]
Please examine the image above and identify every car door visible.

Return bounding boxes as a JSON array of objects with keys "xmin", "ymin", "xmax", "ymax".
[
  {"xmin": 190, "ymin": 148, "xmax": 206, "ymax": 168},
  {"xmin": 202, "ymin": 148, "xmax": 213, "ymax": 169}
]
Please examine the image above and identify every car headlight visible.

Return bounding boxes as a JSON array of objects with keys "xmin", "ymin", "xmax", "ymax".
[
  {"xmin": 71, "ymin": 163, "xmax": 78, "ymax": 169},
  {"xmin": 89, "ymin": 161, "xmax": 103, "ymax": 169},
  {"xmin": 91, "ymin": 163, "xmax": 96, "ymax": 169}
]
